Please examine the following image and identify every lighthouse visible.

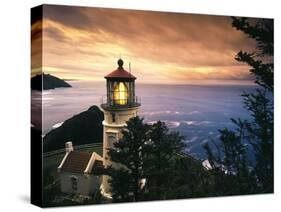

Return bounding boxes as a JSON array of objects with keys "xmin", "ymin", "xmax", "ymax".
[{"xmin": 100, "ymin": 58, "xmax": 141, "ymax": 195}]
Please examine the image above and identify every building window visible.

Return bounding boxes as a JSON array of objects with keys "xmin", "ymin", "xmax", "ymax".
[
  {"xmin": 70, "ymin": 176, "xmax": 78, "ymax": 193},
  {"xmin": 108, "ymin": 134, "xmax": 117, "ymax": 148},
  {"xmin": 111, "ymin": 113, "xmax": 116, "ymax": 123}
]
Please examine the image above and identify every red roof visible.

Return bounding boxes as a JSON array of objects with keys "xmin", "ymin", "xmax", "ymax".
[
  {"xmin": 60, "ymin": 151, "xmax": 92, "ymax": 174},
  {"xmin": 105, "ymin": 59, "xmax": 136, "ymax": 80},
  {"xmin": 105, "ymin": 68, "xmax": 136, "ymax": 80},
  {"xmin": 60, "ymin": 151, "xmax": 104, "ymax": 175}
]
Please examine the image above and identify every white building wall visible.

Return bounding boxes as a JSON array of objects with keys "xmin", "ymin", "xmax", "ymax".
[{"xmin": 60, "ymin": 172, "xmax": 102, "ymax": 196}]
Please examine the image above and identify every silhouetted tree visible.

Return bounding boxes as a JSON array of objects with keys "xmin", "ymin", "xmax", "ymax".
[
  {"xmin": 204, "ymin": 17, "xmax": 273, "ymax": 194},
  {"xmin": 108, "ymin": 118, "xmax": 210, "ymax": 202},
  {"xmin": 203, "ymin": 127, "xmax": 257, "ymax": 195},
  {"xmin": 107, "ymin": 116, "xmax": 150, "ymax": 202},
  {"xmin": 233, "ymin": 17, "xmax": 273, "ymax": 193},
  {"xmin": 166, "ymin": 154, "xmax": 215, "ymax": 198},
  {"xmin": 143, "ymin": 121, "xmax": 185, "ymax": 200}
]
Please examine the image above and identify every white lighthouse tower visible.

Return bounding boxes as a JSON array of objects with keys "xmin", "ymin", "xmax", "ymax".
[{"xmin": 100, "ymin": 58, "xmax": 141, "ymax": 196}]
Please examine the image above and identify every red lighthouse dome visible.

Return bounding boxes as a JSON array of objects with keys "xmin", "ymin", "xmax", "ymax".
[{"xmin": 104, "ymin": 59, "xmax": 136, "ymax": 81}]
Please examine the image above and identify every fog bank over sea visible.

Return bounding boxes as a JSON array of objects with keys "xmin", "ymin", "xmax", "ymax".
[{"xmin": 32, "ymin": 80, "xmax": 256, "ymax": 159}]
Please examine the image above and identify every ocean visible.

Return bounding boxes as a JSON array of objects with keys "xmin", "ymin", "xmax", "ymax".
[{"xmin": 32, "ymin": 80, "xmax": 256, "ymax": 159}]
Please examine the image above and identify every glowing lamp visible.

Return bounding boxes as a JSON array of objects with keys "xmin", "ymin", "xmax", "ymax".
[{"xmin": 113, "ymin": 82, "xmax": 128, "ymax": 105}]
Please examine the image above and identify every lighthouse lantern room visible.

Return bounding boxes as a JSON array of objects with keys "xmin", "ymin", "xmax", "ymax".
[{"xmin": 102, "ymin": 59, "xmax": 140, "ymax": 108}]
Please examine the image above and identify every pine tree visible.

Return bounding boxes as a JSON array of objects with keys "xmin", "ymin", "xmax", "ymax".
[
  {"xmin": 203, "ymin": 127, "xmax": 257, "ymax": 195},
  {"xmin": 233, "ymin": 17, "xmax": 273, "ymax": 193},
  {"xmin": 232, "ymin": 18, "xmax": 274, "ymax": 192},
  {"xmin": 107, "ymin": 116, "xmax": 150, "ymax": 202},
  {"xmin": 166, "ymin": 154, "xmax": 215, "ymax": 199},
  {"xmin": 143, "ymin": 121, "xmax": 185, "ymax": 200}
]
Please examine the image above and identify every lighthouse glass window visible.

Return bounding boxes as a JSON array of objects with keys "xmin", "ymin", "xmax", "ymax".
[
  {"xmin": 31, "ymin": 4, "xmax": 274, "ymax": 208},
  {"xmin": 113, "ymin": 82, "xmax": 128, "ymax": 105}
]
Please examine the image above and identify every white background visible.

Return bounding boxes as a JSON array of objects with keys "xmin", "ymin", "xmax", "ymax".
[{"xmin": 0, "ymin": 0, "xmax": 280, "ymax": 211}]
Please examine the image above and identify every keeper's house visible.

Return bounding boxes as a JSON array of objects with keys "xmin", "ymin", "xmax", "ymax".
[{"xmin": 57, "ymin": 142, "xmax": 104, "ymax": 197}]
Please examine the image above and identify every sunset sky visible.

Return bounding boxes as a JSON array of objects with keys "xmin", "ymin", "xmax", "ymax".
[{"xmin": 32, "ymin": 5, "xmax": 259, "ymax": 84}]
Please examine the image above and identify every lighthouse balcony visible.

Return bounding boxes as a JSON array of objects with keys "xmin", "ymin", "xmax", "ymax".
[{"xmin": 100, "ymin": 96, "xmax": 141, "ymax": 110}]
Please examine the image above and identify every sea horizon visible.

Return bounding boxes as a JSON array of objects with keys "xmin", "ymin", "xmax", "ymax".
[{"xmin": 32, "ymin": 80, "xmax": 257, "ymax": 159}]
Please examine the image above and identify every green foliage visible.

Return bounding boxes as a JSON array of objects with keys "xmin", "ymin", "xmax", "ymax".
[
  {"xmin": 107, "ymin": 117, "xmax": 191, "ymax": 202},
  {"xmin": 235, "ymin": 52, "xmax": 273, "ymax": 91},
  {"xmin": 166, "ymin": 155, "xmax": 214, "ymax": 199},
  {"xmin": 42, "ymin": 167, "xmax": 61, "ymax": 207},
  {"xmin": 204, "ymin": 17, "xmax": 273, "ymax": 194},
  {"xmin": 203, "ymin": 129, "xmax": 257, "ymax": 195},
  {"xmin": 232, "ymin": 17, "xmax": 273, "ymax": 91},
  {"xmin": 233, "ymin": 17, "xmax": 273, "ymax": 193},
  {"xmin": 144, "ymin": 121, "xmax": 185, "ymax": 200},
  {"xmin": 107, "ymin": 117, "xmax": 150, "ymax": 202},
  {"xmin": 232, "ymin": 17, "xmax": 273, "ymax": 56},
  {"xmin": 242, "ymin": 89, "xmax": 273, "ymax": 192}
]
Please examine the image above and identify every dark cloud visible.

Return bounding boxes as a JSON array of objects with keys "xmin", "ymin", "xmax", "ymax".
[
  {"xmin": 43, "ymin": 6, "xmax": 256, "ymax": 48},
  {"xmin": 43, "ymin": 5, "xmax": 92, "ymax": 30}
]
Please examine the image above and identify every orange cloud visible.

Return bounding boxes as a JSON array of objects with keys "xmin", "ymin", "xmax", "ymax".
[{"xmin": 31, "ymin": 5, "xmax": 261, "ymax": 84}]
